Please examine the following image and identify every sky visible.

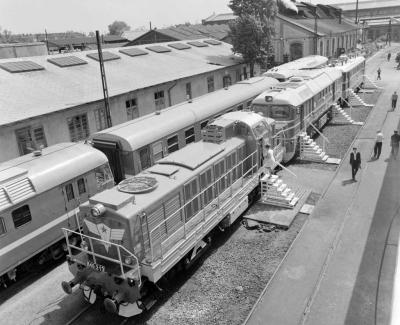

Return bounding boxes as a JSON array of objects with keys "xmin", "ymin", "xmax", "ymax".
[{"xmin": 0, "ymin": 0, "xmax": 370, "ymax": 35}]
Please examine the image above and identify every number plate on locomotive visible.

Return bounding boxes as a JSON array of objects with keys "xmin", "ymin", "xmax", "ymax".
[{"xmin": 87, "ymin": 261, "xmax": 105, "ymax": 272}]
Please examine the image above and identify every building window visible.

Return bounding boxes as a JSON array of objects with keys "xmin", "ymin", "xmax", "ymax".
[
  {"xmin": 65, "ymin": 183, "xmax": 75, "ymax": 201},
  {"xmin": 207, "ymin": 76, "xmax": 214, "ymax": 93},
  {"xmin": 186, "ymin": 82, "xmax": 192, "ymax": 100},
  {"xmin": 154, "ymin": 91, "xmax": 165, "ymax": 110},
  {"xmin": 67, "ymin": 114, "xmax": 89, "ymax": 142},
  {"xmin": 223, "ymin": 75, "xmax": 232, "ymax": 88},
  {"xmin": 167, "ymin": 135, "xmax": 179, "ymax": 153},
  {"xmin": 236, "ymin": 69, "xmax": 241, "ymax": 82},
  {"xmin": 185, "ymin": 128, "xmax": 195, "ymax": 144},
  {"xmin": 12, "ymin": 205, "xmax": 32, "ymax": 228},
  {"xmin": 15, "ymin": 125, "xmax": 47, "ymax": 155},
  {"xmin": 126, "ymin": 98, "xmax": 139, "ymax": 120},
  {"xmin": 0, "ymin": 217, "xmax": 6, "ymax": 235},
  {"xmin": 94, "ymin": 107, "xmax": 107, "ymax": 131},
  {"xmin": 77, "ymin": 178, "xmax": 86, "ymax": 195},
  {"xmin": 139, "ymin": 146, "xmax": 151, "ymax": 170},
  {"xmin": 332, "ymin": 38, "xmax": 336, "ymax": 57}
]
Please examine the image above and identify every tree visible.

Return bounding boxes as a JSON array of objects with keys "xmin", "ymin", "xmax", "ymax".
[
  {"xmin": 228, "ymin": 0, "xmax": 278, "ymax": 76},
  {"xmin": 229, "ymin": 16, "xmax": 268, "ymax": 76},
  {"xmin": 108, "ymin": 21, "xmax": 131, "ymax": 36}
]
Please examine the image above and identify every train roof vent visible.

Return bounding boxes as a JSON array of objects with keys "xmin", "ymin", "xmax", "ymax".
[
  {"xmin": 148, "ymin": 165, "xmax": 179, "ymax": 177},
  {"xmin": 289, "ymin": 76, "xmax": 304, "ymax": 82},
  {"xmin": 117, "ymin": 176, "xmax": 158, "ymax": 194}
]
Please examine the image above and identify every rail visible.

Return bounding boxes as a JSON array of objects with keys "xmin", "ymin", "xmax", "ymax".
[
  {"xmin": 62, "ymin": 228, "xmax": 141, "ymax": 286},
  {"xmin": 146, "ymin": 150, "xmax": 259, "ymax": 263}
]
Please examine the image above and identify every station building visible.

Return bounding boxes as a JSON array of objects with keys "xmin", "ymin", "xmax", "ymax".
[{"xmin": 0, "ymin": 39, "xmax": 250, "ymax": 163}]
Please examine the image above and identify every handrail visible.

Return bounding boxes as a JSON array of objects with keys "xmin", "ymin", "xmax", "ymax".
[
  {"xmin": 62, "ymin": 228, "xmax": 141, "ymax": 286},
  {"xmin": 147, "ymin": 150, "xmax": 259, "ymax": 262}
]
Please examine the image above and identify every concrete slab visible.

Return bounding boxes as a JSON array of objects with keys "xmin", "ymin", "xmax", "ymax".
[
  {"xmin": 326, "ymin": 157, "xmax": 341, "ymax": 164},
  {"xmin": 245, "ymin": 189, "xmax": 311, "ymax": 229},
  {"xmin": 300, "ymin": 204, "xmax": 314, "ymax": 215}
]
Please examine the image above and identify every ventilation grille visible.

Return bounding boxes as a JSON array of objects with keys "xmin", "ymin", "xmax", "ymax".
[
  {"xmin": 0, "ymin": 61, "xmax": 45, "ymax": 73},
  {"xmin": 47, "ymin": 56, "xmax": 88, "ymax": 67},
  {"xmin": 168, "ymin": 43, "xmax": 191, "ymax": 50},
  {"xmin": 119, "ymin": 48, "xmax": 148, "ymax": 57},
  {"xmin": 87, "ymin": 51, "xmax": 121, "ymax": 62},
  {"xmin": 0, "ymin": 178, "xmax": 35, "ymax": 210},
  {"xmin": 202, "ymin": 125, "xmax": 226, "ymax": 144},
  {"xmin": 187, "ymin": 41, "xmax": 208, "ymax": 47},
  {"xmin": 146, "ymin": 45, "xmax": 172, "ymax": 53}
]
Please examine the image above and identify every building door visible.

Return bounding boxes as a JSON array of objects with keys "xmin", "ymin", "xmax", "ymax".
[{"xmin": 290, "ymin": 42, "xmax": 303, "ymax": 60}]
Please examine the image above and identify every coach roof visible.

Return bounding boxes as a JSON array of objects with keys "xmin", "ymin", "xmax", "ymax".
[{"xmin": 0, "ymin": 39, "xmax": 241, "ymax": 127}]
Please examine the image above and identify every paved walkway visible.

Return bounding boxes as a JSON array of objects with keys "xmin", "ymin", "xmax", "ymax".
[{"xmin": 244, "ymin": 45, "xmax": 400, "ymax": 325}]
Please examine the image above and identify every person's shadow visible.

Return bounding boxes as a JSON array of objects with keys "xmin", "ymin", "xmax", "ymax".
[{"xmin": 342, "ymin": 179, "xmax": 356, "ymax": 186}]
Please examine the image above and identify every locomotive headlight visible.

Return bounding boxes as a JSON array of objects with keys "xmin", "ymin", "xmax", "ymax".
[
  {"xmin": 91, "ymin": 203, "xmax": 106, "ymax": 217},
  {"xmin": 80, "ymin": 240, "xmax": 89, "ymax": 251},
  {"xmin": 124, "ymin": 256, "xmax": 133, "ymax": 265}
]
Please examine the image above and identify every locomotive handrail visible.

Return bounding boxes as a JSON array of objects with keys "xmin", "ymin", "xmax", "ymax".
[
  {"xmin": 147, "ymin": 150, "xmax": 259, "ymax": 263},
  {"xmin": 62, "ymin": 228, "xmax": 141, "ymax": 286}
]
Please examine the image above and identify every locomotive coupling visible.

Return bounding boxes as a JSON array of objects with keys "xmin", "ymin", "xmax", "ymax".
[
  {"xmin": 61, "ymin": 273, "xmax": 87, "ymax": 294},
  {"xmin": 104, "ymin": 291, "xmax": 126, "ymax": 314}
]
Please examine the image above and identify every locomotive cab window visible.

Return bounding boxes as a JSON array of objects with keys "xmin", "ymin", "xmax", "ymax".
[
  {"xmin": 95, "ymin": 164, "xmax": 113, "ymax": 188},
  {"xmin": 0, "ymin": 217, "xmax": 6, "ymax": 235},
  {"xmin": 200, "ymin": 120, "xmax": 209, "ymax": 130},
  {"xmin": 12, "ymin": 205, "xmax": 32, "ymax": 228}
]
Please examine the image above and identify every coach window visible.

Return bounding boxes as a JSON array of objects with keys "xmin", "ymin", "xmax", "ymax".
[
  {"xmin": 184, "ymin": 178, "xmax": 200, "ymax": 221},
  {"xmin": 94, "ymin": 107, "xmax": 107, "ymax": 131},
  {"xmin": 15, "ymin": 125, "xmax": 47, "ymax": 156},
  {"xmin": 67, "ymin": 114, "xmax": 89, "ymax": 142},
  {"xmin": 77, "ymin": 178, "xmax": 86, "ymax": 195},
  {"xmin": 139, "ymin": 146, "xmax": 151, "ymax": 170},
  {"xmin": 0, "ymin": 217, "xmax": 6, "ymax": 235},
  {"xmin": 237, "ymin": 104, "xmax": 244, "ymax": 111},
  {"xmin": 12, "ymin": 205, "xmax": 32, "ymax": 228},
  {"xmin": 126, "ymin": 98, "xmax": 139, "ymax": 120},
  {"xmin": 152, "ymin": 141, "xmax": 164, "ymax": 162},
  {"xmin": 200, "ymin": 120, "xmax": 209, "ymax": 130},
  {"xmin": 65, "ymin": 183, "xmax": 75, "ymax": 201},
  {"xmin": 207, "ymin": 76, "xmax": 214, "ymax": 93},
  {"xmin": 185, "ymin": 128, "xmax": 195, "ymax": 144},
  {"xmin": 167, "ymin": 135, "xmax": 179, "ymax": 153}
]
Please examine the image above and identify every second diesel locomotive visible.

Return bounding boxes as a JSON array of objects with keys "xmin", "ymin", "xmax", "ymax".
[{"xmin": 61, "ymin": 111, "xmax": 273, "ymax": 316}]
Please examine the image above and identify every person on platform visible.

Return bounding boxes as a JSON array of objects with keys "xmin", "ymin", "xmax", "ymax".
[
  {"xmin": 350, "ymin": 147, "xmax": 361, "ymax": 181},
  {"xmin": 392, "ymin": 91, "xmax": 398, "ymax": 111},
  {"xmin": 263, "ymin": 143, "xmax": 275, "ymax": 175},
  {"xmin": 373, "ymin": 130, "xmax": 384, "ymax": 159},
  {"xmin": 388, "ymin": 52, "xmax": 391, "ymax": 61},
  {"xmin": 377, "ymin": 67, "xmax": 381, "ymax": 80},
  {"xmin": 391, "ymin": 130, "xmax": 400, "ymax": 159}
]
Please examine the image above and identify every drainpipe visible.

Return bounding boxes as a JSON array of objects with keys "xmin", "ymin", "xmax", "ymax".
[{"xmin": 167, "ymin": 80, "xmax": 178, "ymax": 107}]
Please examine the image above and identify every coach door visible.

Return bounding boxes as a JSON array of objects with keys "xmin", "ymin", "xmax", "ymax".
[{"xmin": 92, "ymin": 140, "xmax": 124, "ymax": 184}]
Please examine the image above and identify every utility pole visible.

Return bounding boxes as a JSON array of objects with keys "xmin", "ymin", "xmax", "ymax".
[
  {"xmin": 314, "ymin": 7, "xmax": 318, "ymax": 55},
  {"xmin": 388, "ymin": 18, "xmax": 392, "ymax": 46},
  {"xmin": 44, "ymin": 29, "xmax": 50, "ymax": 55},
  {"xmin": 95, "ymin": 30, "xmax": 112, "ymax": 128},
  {"xmin": 355, "ymin": 0, "xmax": 359, "ymax": 24}
]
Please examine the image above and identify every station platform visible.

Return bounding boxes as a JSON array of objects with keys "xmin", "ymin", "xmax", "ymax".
[{"xmin": 244, "ymin": 46, "xmax": 400, "ymax": 325}]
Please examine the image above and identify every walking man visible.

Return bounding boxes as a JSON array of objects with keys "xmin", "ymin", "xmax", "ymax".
[
  {"xmin": 350, "ymin": 147, "xmax": 361, "ymax": 181},
  {"xmin": 377, "ymin": 67, "xmax": 381, "ymax": 80},
  {"xmin": 392, "ymin": 91, "xmax": 398, "ymax": 111},
  {"xmin": 374, "ymin": 130, "xmax": 384, "ymax": 159},
  {"xmin": 391, "ymin": 130, "xmax": 400, "ymax": 159},
  {"xmin": 263, "ymin": 143, "xmax": 276, "ymax": 175},
  {"xmin": 388, "ymin": 52, "xmax": 391, "ymax": 61}
]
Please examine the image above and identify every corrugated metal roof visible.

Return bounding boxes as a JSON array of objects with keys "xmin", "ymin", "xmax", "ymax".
[
  {"xmin": 0, "ymin": 39, "xmax": 241, "ymax": 127},
  {"xmin": 331, "ymin": 0, "xmax": 400, "ymax": 11}
]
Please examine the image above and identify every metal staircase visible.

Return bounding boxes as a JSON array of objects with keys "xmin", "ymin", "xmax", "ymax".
[
  {"xmin": 332, "ymin": 103, "xmax": 364, "ymax": 126},
  {"xmin": 259, "ymin": 174, "xmax": 303, "ymax": 209},
  {"xmin": 363, "ymin": 75, "xmax": 383, "ymax": 90},
  {"xmin": 299, "ymin": 132, "xmax": 329, "ymax": 162},
  {"xmin": 348, "ymin": 89, "xmax": 373, "ymax": 107}
]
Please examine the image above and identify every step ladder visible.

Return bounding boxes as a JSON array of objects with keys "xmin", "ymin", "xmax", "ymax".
[
  {"xmin": 348, "ymin": 89, "xmax": 373, "ymax": 107},
  {"xmin": 363, "ymin": 75, "xmax": 383, "ymax": 90},
  {"xmin": 259, "ymin": 174, "xmax": 303, "ymax": 209},
  {"xmin": 332, "ymin": 104, "xmax": 364, "ymax": 126},
  {"xmin": 299, "ymin": 132, "xmax": 329, "ymax": 162}
]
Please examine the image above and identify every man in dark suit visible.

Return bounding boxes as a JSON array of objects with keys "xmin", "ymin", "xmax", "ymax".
[{"xmin": 350, "ymin": 147, "xmax": 361, "ymax": 181}]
